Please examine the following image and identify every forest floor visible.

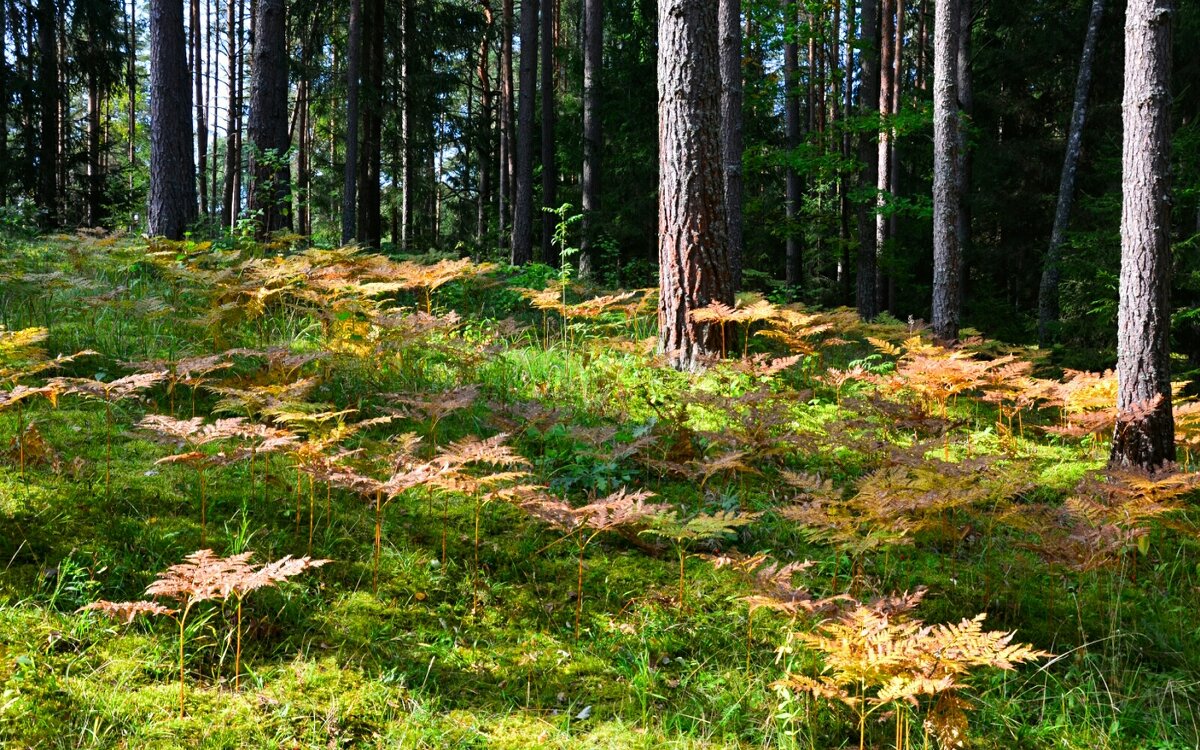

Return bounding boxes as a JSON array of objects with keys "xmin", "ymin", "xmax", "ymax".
[{"xmin": 0, "ymin": 231, "xmax": 1197, "ymax": 749}]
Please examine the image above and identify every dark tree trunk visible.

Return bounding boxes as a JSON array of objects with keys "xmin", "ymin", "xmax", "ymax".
[
  {"xmin": 221, "ymin": 0, "xmax": 241, "ymax": 227},
  {"xmin": 540, "ymin": 0, "xmax": 558, "ymax": 265},
  {"xmin": 839, "ymin": 0, "xmax": 855, "ymax": 305},
  {"xmin": 128, "ymin": 0, "xmax": 137, "ymax": 191},
  {"xmin": 511, "ymin": 0, "xmax": 538, "ymax": 264},
  {"xmin": 192, "ymin": 0, "xmax": 208, "ymax": 217},
  {"xmin": 1037, "ymin": 0, "xmax": 1104, "ymax": 344},
  {"xmin": 0, "ymin": 0, "xmax": 7, "ymax": 205},
  {"xmin": 149, "ymin": 0, "xmax": 198, "ymax": 239},
  {"xmin": 87, "ymin": 72, "xmax": 102, "ymax": 226},
  {"xmin": 401, "ymin": 0, "xmax": 414, "ymax": 250},
  {"xmin": 36, "ymin": 0, "xmax": 58, "ymax": 227},
  {"xmin": 342, "ymin": 0, "xmax": 361, "ymax": 244},
  {"xmin": 657, "ymin": 0, "xmax": 733, "ymax": 372},
  {"xmin": 498, "ymin": 0, "xmax": 514, "ymax": 250},
  {"xmin": 955, "ymin": 0, "xmax": 972, "ymax": 298},
  {"xmin": 1111, "ymin": 0, "xmax": 1175, "ymax": 469},
  {"xmin": 477, "ymin": 1, "xmax": 494, "ymax": 245},
  {"xmin": 720, "ymin": 0, "xmax": 743, "ymax": 291},
  {"xmin": 357, "ymin": 0, "xmax": 384, "ymax": 247},
  {"xmin": 931, "ymin": 0, "xmax": 960, "ymax": 342},
  {"xmin": 783, "ymin": 0, "xmax": 801, "ymax": 288},
  {"xmin": 247, "ymin": 0, "xmax": 290, "ymax": 237},
  {"xmin": 855, "ymin": 0, "xmax": 880, "ymax": 319},
  {"xmin": 579, "ymin": 0, "xmax": 601, "ymax": 277}
]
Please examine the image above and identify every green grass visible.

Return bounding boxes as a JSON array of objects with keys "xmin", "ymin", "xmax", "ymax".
[{"xmin": 1, "ymin": 232, "xmax": 1198, "ymax": 748}]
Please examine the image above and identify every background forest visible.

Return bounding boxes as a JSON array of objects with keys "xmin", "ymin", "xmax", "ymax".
[{"xmin": 0, "ymin": 0, "xmax": 1198, "ymax": 362}]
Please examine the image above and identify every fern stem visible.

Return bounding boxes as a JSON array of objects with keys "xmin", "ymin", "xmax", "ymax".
[{"xmin": 234, "ymin": 597, "xmax": 243, "ymax": 691}]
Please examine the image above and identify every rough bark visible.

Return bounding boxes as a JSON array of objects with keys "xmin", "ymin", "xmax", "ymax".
[
  {"xmin": 875, "ymin": 0, "xmax": 894, "ymax": 302},
  {"xmin": 720, "ymin": 0, "xmax": 744, "ymax": 291},
  {"xmin": 930, "ymin": 0, "xmax": 960, "ymax": 342},
  {"xmin": 1037, "ymin": 0, "xmax": 1105, "ymax": 344},
  {"xmin": 221, "ymin": 0, "xmax": 241, "ymax": 227},
  {"xmin": 128, "ymin": 0, "xmax": 137, "ymax": 189},
  {"xmin": 855, "ymin": 0, "xmax": 880, "ymax": 319},
  {"xmin": 87, "ymin": 72, "xmax": 102, "ymax": 226},
  {"xmin": 783, "ymin": 0, "xmax": 801, "ymax": 288},
  {"xmin": 656, "ymin": 0, "xmax": 733, "ymax": 372},
  {"xmin": 0, "ymin": 0, "xmax": 7, "ymax": 205},
  {"xmin": 955, "ymin": 0, "xmax": 972, "ymax": 293},
  {"xmin": 1111, "ymin": 0, "xmax": 1175, "ymax": 469},
  {"xmin": 149, "ymin": 0, "xmax": 198, "ymax": 239},
  {"xmin": 511, "ymin": 0, "xmax": 537, "ymax": 264},
  {"xmin": 357, "ymin": 0, "xmax": 384, "ymax": 247},
  {"xmin": 540, "ymin": 0, "xmax": 558, "ymax": 265},
  {"xmin": 341, "ymin": 0, "xmax": 361, "ymax": 244},
  {"xmin": 401, "ymin": 0, "xmax": 415, "ymax": 250},
  {"xmin": 247, "ymin": 0, "xmax": 290, "ymax": 237},
  {"xmin": 580, "ymin": 0, "xmax": 602, "ymax": 278},
  {"xmin": 477, "ymin": 1, "xmax": 494, "ymax": 244}
]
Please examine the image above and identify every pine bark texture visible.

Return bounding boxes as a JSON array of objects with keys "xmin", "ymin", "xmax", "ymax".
[
  {"xmin": 149, "ymin": 0, "xmax": 198, "ymax": 239},
  {"xmin": 656, "ymin": 0, "xmax": 733, "ymax": 372},
  {"xmin": 720, "ymin": 0, "xmax": 743, "ymax": 291},
  {"xmin": 247, "ymin": 0, "xmax": 290, "ymax": 237},
  {"xmin": 580, "ymin": 0, "xmax": 602, "ymax": 277},
  {"xmin": 36, "ymin": 0, "xmax": 57, "ymax": 226},
  {"xmin": 855, "ymin": 0, "xmax": 880, "ymax": 319},
  {"xmin": 1037, "ymin": 0, "xmax": 1104, "ymax": 344},
  {"xmin": 511, "ymin": 0, "xmax": 538, "ymax": 264},
  {"xmin": 931, "ymin": 0, "xmax": 961, "ymax": 342},
  {"xmin": 1111, "ymin": 0, "xmax": 1175, "ymax": 469},
  {"xmin": 875, "ymin": 0, "xmax": 894, "ymax": 302}
]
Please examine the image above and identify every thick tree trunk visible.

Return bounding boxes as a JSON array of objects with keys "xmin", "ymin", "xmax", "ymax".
[
  {"xmin": 247, "ymin": 0, "xmax": 290, "ymax": 237},
  {"xmin": 656, "ymin": 0, "xmax": 733, "ymax": 372},
  {"xmin": 511, "ymin": 0, "xmax": 538, "ymax": 264},
  {"xmin": 401, "ymin": 0, "xmax": 415, "ymax": 250},
  {"xmin": 839, "ymin": 0, "xmax": 856, "ymax": 305},
  {"xmin": 357, "ymin": 0, "xmax": 384, "ymax": 247},
  {"xmin": 579, "ymin": 0, "xmax": 601, "ymax": 278},
  {"xmin": 37, "ymin": 0, "xmax": 57, "ymax": 227},
  {"xmin": 540, "ymin": 0, "xmax": 558, "ymax": 265},
  {"xmin": 1111, "ymin": 0, "xmax": 1175, "ymax": 469},
  {"xmin": 720, "ymin": 0, "xmax": 743, "ymax": 291},
  {"xmin": 855, "ymin": 0, "xmax": 880, "ymax": 319},
  {"xmin": 342, "ymin": 0, "xmax": 361, "ymax": 244},
  {"xmin": 149, "ymin": 0, "xmax": 198, "ymax": 239},
  {"xmin": 1037, "ymin": 0, "xmax": 1104, "ymax": 344},
  {"xmin": 87, "ymin": 73, "xmax": 102, "ymax": 226},
  {"xmin": 783, "ymin": 1, "xmax": 801, "ymax": 288},
  {"xmin": 931, "ymin": 0, "xmax": 960, "ymax": 342}
]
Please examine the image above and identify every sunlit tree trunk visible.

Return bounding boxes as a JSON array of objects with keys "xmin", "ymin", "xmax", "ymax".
[
  {"xmin": 930, "ymin": 0, "xmax": 961, "ymax": 342},
  {"xmin": 855, "ymin": 0, "xmax": 880, "ymax": 319},
  {"xmin": 511, "ymin": 0, "xmax": 538, "ymax": 264},
  {"xmin": 1111, "ymin": 0, "xmax": 1175, "ymax": 469},
  {"xmin": 247, "ymin": 0, "xmax": 289, "ymax": 237},
  {"xmin": 540, "ymin": 0, "xmax": 558, "ymax": 265},
  {"xmin": 657, "ymin": 0, "xmax": 733, "ymax": 372}
]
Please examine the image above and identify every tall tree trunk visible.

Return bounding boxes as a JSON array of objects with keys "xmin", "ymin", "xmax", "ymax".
[
  {"xmin": 247, "ymin": 0, "xmax": 289, "ymax": 237},
  {"xmin": 511, "ymin": 0, "xmax": 538, "ymax": 264},
  {"xmin": 36, "ymin": 0, "xmax": 57, "ymax": 227},
  {"xmin": 930, "ymin": 0, "xmax": 960, "ymax": 342},
  {"xmin": 498, "ymin": 0, "xmax": 514, "ymax": 250},
  {"xmin": 839, "ymin": 0, "xmax": 856, "ymax": 305},
  {"xmin": 401, "ymin": 0, "xmax": 414, "ymax": 250},
  {"xmin": 887, "ymin": 0, "xmax": 904, "ymax": 310},
  {"xmin": 221, "ymin": 0, "xmax": 240, "ymax": 226},
  {"xmin": 128, "ymin": 0, "xmax": 137, "ymax": 192},
  {"xmin": 579, "ymin": 0, "xmax": 601, "ymax": 277},
  {"xmin": 297, "ymin": 76, "xmax": 309, "ymax": 234},
  {"xmin": 342, "ymin": 0, "xmax": 361, "ymax": 244},
  {"xmin": 149, "ymin": 0, "xmax": 198, "ymax": 239},
  {"xmin": 1111, "ymin": 0, "xmax": 1175, "ymax": 469},
  {"xmin": 357, "ymin": 0, "xmax": 383, "ymax": 247},
  {"xmin": 855, "ymin": 0, "xmax": 880, "ymax": 318},
  {"xmin": 192, "ymin": 0, "xmax": 208, "ymax": 217},
  {"xmin": 783, "ymin": 0, "xmax": 801, "ymax": 288},
  {"xmin": 208, "ymin": 0, "xmax": 218, "ymax": 215},
  {"xmin": 477, "ymin": 1, "xmax": 494, "ymax": 245},
  {"xmin": 657, "ymin": 0, "xmax": 732, "ymax": 372},
  {"xmin": 1037, "ymin": 0, "xmax": 1104, "ymax": 344},
  {"xmin": 876, "ymin": 0, "xmax": 894, "ymax": 305},
  {"xmin": 720, "ymin": 0, "xmax": 743, "ymax": 291},
  {"xmin": 0, "ymin": 0, "xmax": 7, "ymax": 206},
  {"xmin": 540, "ymin": 0, "xmax": 558, "ymax": 265},
  {"xmin": 87, "ymin": 72, "xmax": 102, "ymax": 226},
  {"xmin": 955, "ymin": 0, "xmax": 972, "ymax": 299}
]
